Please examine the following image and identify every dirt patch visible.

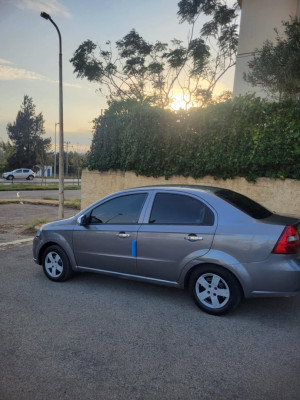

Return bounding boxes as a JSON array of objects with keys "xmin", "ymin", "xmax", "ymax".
[{"xmin": 0, "ymin": 203, "xmax": 77, "ymax": 244}]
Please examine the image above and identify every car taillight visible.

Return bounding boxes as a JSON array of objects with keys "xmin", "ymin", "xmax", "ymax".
[{"xmin": 272, "ymin": 225, "xmax": 300, "ymax": 254}]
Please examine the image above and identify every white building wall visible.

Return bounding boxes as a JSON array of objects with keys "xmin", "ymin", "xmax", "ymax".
[
  {"xmin": 36, "ymin": 166, "xmax": 53, "ymax": 177},
  {"xmin": 233, "ymin": 0, "xmax": 300, "ymax": 97}
]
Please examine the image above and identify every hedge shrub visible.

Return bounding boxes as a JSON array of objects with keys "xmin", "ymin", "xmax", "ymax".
[{"xmin": 88, "ymin": 96, "xmax": 300, "ymax": 181}]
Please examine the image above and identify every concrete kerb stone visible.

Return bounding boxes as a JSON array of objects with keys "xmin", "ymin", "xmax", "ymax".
[
  {"xmin": 0, "ymin": 237, "xmax": 33, "ymax": 250},
  {"xmin": 0, "ymin": 198, "xmax": 59, "ymax": 206}
]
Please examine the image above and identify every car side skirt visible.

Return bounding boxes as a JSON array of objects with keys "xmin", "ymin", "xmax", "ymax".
[
  {"xmin": 75, "ymin": 265, "xmax": 180, "ymax": 288},
  {"xmin": 249, "ymin": 290, "xmax": 300, "ymax": 298}
]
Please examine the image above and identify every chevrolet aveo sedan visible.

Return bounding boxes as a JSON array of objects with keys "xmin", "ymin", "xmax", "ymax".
[{"xmin": 33, "ymin": 185, "xmax": 300, "ymax": 315}]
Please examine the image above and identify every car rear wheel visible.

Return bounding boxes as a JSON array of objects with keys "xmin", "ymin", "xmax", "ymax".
[
  {"xmin": 42, "ymin": 245, "xmax": 73, "ymax": 282},
  {"xmin": 27, "ymin": 175, "xmax": 34, "ymax": 180},
  {"xmin": 189, "ymin": 265, "xmax": 242, "ymax": 315}
]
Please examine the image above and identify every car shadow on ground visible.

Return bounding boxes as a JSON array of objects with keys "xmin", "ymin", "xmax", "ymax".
[{"xmin": 35, "ymin": 267, "xmax": 300, "ymax": 322}]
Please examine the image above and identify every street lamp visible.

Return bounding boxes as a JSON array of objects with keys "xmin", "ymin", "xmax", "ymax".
[
  {"xmin": 40, "ymin": 11, "xmax": 64, "ymax": 219},
  {"xmin": 54, "ymin": 122, "xmax": 59, "ymax": 179}
]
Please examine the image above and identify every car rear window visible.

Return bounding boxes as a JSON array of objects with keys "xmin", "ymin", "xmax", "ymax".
[{"xmin": 216, "ymin": 189, "xmax": 272, "ymax": 219}]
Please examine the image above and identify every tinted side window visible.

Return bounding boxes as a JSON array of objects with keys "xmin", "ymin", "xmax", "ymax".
[
  {"xmin": 149, "ymin": 193, "xmax": 214, "ymax": 225},
  {"xmin": 216, "ymin": 189, "xmax": 272, "ymax": 219},
  {"xmin": 90, "ymin": 194, "xmax": 147, "ymax": 224},
  {"xmin": 23, "ymin": 169, "xmax": 29, "ymax": 173}
]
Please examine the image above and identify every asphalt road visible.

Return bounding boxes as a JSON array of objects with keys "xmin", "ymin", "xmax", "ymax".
[{"xmin": 1, "ymin": 244, "xmax": 299, "ymax": 400}]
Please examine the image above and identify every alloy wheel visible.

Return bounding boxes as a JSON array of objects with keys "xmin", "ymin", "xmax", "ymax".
[
  {"xmin": 44, "ymin": 251, "xmax": 64, "ymax": 278},
  {"xmin": 195, "ymin": 272, "xmax": 230, "ymax": 309}
]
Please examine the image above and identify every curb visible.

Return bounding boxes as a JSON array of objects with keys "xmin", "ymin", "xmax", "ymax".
[
  {"xmin": 0, "ymin": 237, "xmax": 33, "ymax": 250},
  {"xmin": 0, "ymin": 198, "xmax": 58, "ymax": 206},
  {"xmin": 0, "ymin": 199, "xmax": 80, "ymax": 209}
]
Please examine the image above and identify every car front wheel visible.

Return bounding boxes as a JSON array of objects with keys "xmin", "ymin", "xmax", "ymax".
[
  {"xmin": 7, "ymin": 175, "xmax": 13, "ymax": 180},
  {"xmin": 42, "ymin": 245, "xmax": 73, "ymax": 282},
  {"xmin": 189, "ymin": 265, "xmax": 242, "ymax": 315}
]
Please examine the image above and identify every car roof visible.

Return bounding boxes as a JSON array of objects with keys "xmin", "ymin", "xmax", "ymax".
[{"xmin": 125, "ymin": 184, "xmax": 222, "ymax": 194}]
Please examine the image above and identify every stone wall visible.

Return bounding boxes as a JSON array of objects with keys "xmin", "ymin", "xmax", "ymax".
[{"xmin": 81, "ymin": 169, "xmax": 300, "ymax": 216}]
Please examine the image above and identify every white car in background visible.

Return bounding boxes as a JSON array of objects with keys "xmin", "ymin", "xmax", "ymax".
[{"xmin": 2, "ymin": 168, "xmax": 35, "ymax": 180}]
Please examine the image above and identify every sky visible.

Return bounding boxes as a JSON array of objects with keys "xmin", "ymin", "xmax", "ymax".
[{"xmin": 0, "ymin": 0, "xmax": 239, "ymax": 152}]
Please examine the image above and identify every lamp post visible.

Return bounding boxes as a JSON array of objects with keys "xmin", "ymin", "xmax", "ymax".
[
  {"xmin": 54, "ymin": 122, "xmax": 59, "ymax": 179},
  {"xmin": 40, "ymin": 11, "xmax": 64, "ymax": 219}
]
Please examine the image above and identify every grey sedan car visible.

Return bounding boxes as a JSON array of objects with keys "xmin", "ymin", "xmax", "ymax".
[{"xmin": 33, "ymin": 185, "xmax": 300, "ymax": 315}]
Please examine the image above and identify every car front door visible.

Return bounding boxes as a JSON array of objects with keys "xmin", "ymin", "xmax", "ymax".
[
  {"xmin": 73, "ymin": 192, "xmax": 148, "ymax": 275},
  {"xmin": 136, "ymin": 192, "xmax": 217, "ymax": 283}
]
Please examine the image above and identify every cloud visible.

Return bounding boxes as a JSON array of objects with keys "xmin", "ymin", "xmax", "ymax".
[
  {"xmin": 0, "ymin": 58, "xmax": 13, "ymax": 65},
  {"xmin": 53, "ymin": 80, "xmax": 82, "ymax": 89},
  {"xmin": 0, "ymin": 63, "xmax": 44, "ymax": 81},
  {"xmin": 0, "ymin": 59, "xmax": 81, "ymax": 88},
  {"xmin": 15, "ymin": 0, "xmax": 71, "ymax": 18}
]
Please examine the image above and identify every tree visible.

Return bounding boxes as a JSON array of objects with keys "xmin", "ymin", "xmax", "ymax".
[
  {"xmin": 176, "ymin": 0, "xmax": 239, "ymax": 104},
  {"xmin": 0, "ymin": 141, "xmax": 15, "ymax": 172},
  {"xmin": 67, "ymin": 151, "xmax": 88, "ymax": 178},
  {"xmin": 70, "ymin": 1, "xmax": 239, "ymax": 109},
  {"xmin": 6, "ymin": 96, "xmax": 51, "ymax": 170},
  {"xmin": 243, "ymin": 17, "xmax": 300, "ymax": 100}
]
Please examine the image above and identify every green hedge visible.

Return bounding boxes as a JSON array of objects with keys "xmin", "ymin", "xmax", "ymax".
[{"xmin": 88, "ymin": 96, "xmax": 300, "ymax": 181}]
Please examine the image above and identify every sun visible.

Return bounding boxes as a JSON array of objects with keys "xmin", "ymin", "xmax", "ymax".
[{"xmin": 169, "ymin": 93, "xmax": 193, "ymax": 111}]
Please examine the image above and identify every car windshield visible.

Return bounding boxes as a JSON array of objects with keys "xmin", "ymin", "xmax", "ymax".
[{"xmin": 215, "ymin": 189, "xmax": 272, "ymax": 219}]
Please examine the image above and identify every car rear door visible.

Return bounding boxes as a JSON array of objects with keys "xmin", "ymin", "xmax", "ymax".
[
  {"xmin": 23, "ymin": 169, "xmax": 30, "ymax": 178},
  {"xmin": 136, "ymin": 191, "xmax": 217, "ymax": 282},
  {"xmin": 73, "ymin": 192, "xmax": 149, "ymax": 275}
]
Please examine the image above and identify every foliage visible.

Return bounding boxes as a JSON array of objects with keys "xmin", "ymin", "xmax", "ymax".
[
  {"xmin": 243, "ymin": 18, "xmax": 300, "ymax": 100},
  {"xmin": 70, "ymin": 1, "xmax": 239, "ymax": 109},
  {"xmin": 0, "ymin": 141, "xmax": 16, "ymax": 172},
  {"xmin": 25, "ymin": 218, "xmax": 49, "ymax": 234},
  {"xmin": 87, "ymin": 97, "xmax": 300, "ymax": 182},
  {"xmin": 65, "ymin": 198, "xmax": 81, "ymax": 210},
  {"xmin": 42, "ymin": 197, "xmax": 81, "ymax": 210},
  {"xmin": 52, "ymin": 150, "xmax": 87, "ymax": 178},
  {"xmin": 66, "ymin": 151, "xmax": 87, "ymax": 177},
  {"xmin": 6, "ymin": 96, "xmax": 51, "ymax": 170}
]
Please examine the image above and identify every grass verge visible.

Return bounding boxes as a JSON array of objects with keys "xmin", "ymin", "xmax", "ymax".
[
  {"xmin": 0, "ymin": 184, "xmax": 80, "ymax": 191},
  {"xmin": 42, "ymin": 196, "xmax": 81, "ymax": 210},
  {"xmin": 25, "ymin": 218, "xmax": 49, "ymax": 234},
  {"xmin": 0, "ymin": 198, "xmax": 81, "ymax": 210}
]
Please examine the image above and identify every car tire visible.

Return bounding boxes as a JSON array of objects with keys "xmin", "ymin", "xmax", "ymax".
[
  {"xmin": 7, "ymin": 175, "xmax": 14, "ymax": 180},
  {"xmin": 42, "ymin": 245, "xmax": 74, "ymax": 282},
  {"xmin": 188, "ymin": 265, "xmax": 242, "ymax": 316},
  {"xmin": 27, "ymin": 175, "xmax": 34, "ymax": 180}
]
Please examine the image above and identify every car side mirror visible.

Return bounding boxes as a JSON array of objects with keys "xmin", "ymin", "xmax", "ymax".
[{"xmin": 77, "ymin": 214, "xmax": 88, "ymax": 226}]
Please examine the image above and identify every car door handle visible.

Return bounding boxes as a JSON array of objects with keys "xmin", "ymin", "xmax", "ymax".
[
  {"xmin": 184, "ymin": 234, "xmax": 203, "ymax": 242},
  {"xmin": 117, "ymin": 232, "xmax": 131, "ymax": 238}
]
